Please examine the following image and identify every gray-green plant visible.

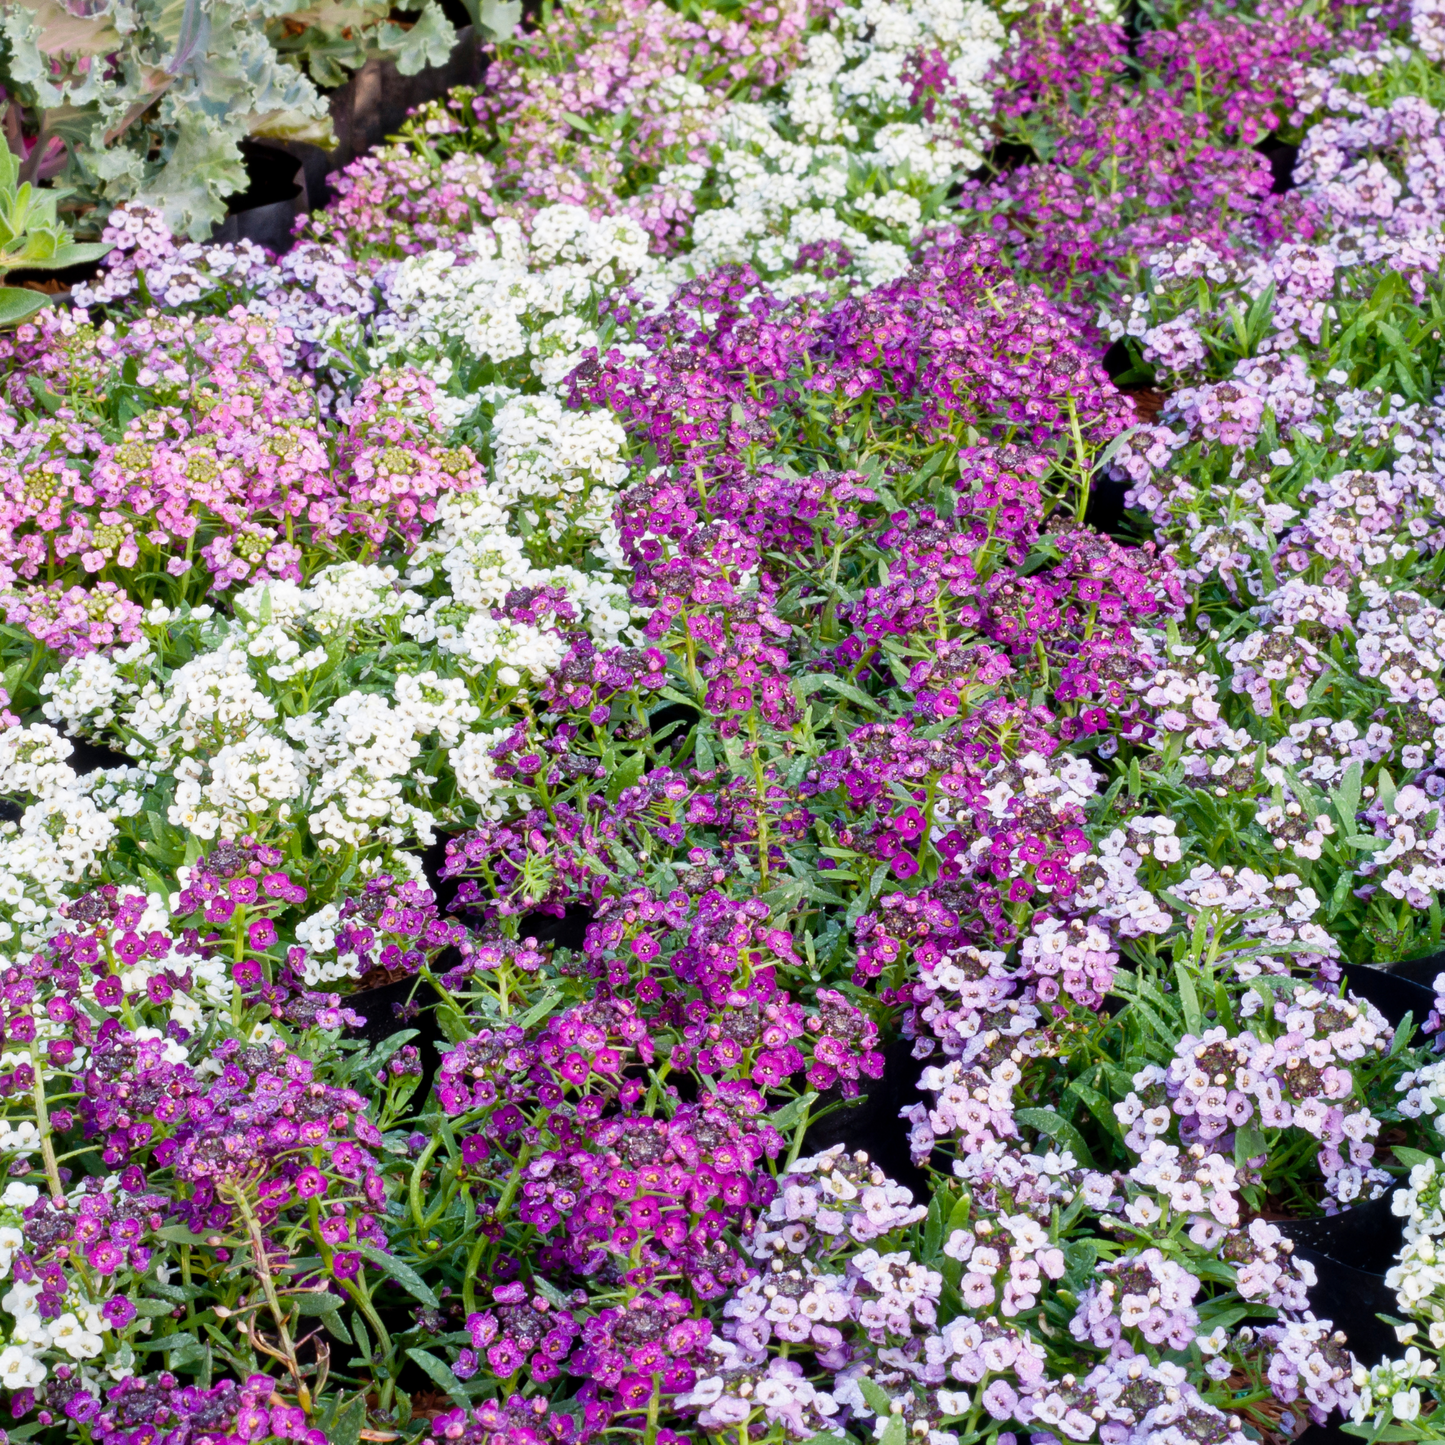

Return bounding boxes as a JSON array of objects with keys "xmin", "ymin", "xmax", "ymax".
[
  {"xmin": 0, "ymin": 0, "xmax": 468, "ymax": 239},
  {"xmin": 0, "ymin": 145, "xmax": 109, "ymax": 325}
]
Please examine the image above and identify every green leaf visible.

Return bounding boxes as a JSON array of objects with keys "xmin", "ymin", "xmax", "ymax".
[
  {"xmin": 355, "ymin": 1242, "xmax": 439, "ymax": 1308},
  {"xmin": 155, "ymin": 1224, "xmax": 215, "ymax": 1246},
  {"xmin": 1332, "ymin": 760, "xmax": 1363, "ymax": 833},
  {"xmin": 767, "ymin": 1091, "xmax": 817, "ymax": 1133},
  {"xmin": 434, "ymin": 1002, "xmax": 472, "ymax": 1045},
  {"xmin": 793, "ymin": 672, "xmax": 883, "ymax": 715},
  {"xmin": 1015, "ymin": 1107, "xmax": 1094, "ymax": 1168},
  {"xmin": 1174, "ymin": 962, "xmax": 1203, "ymax": 1038},
  {"xmin": 1391, "ymin": 1013, "xmax": 1417, "ymax": 1055},
  {"xmin": 16, "ymin": 241, "xmax": 112, "ymax": 273},
  {"xmin": 405, "ymin": 1347, "xmax": 471, "ymax": 1410},
  {"xmin": 923, "ymin": 1192, "xmax": 944, "ymax": 1260},
  {"xmin": 0, "ymin": 286, "xmax": 51, "ymax": 328},
  {"xmin": 694, "ymin": 729, "xmax": 716, "ymax": 771},
  {"xmin": 133, "ymin": 1298, "xmax": 178, "ymax": 1318},
  {"xmin": 561, "ymin": 110, "xmax": 599, "ymax": 136},
  {"xmin": 1393, "ymin": 1146, "xmax": 1438, "ymax": 1170},
  {"xmin": 1196, "ymin": 1300, "xmax": 1274, "ymax": 1331},
  {"xmin": 475, "ymin": 0, "xmax": 523, "ymax": 39},
  {"xmin": 606, "ymin": 749, "xmax": 645, "ymax": 801},
  {"xmin": 329, "ymin": 1396, "xmax": 366, "ymax": 1445},
  {"xmin": 1340, "ymin": 1424, "xmax": 1438, "ymax": 1442},
  {"xmin": 1234, "ymin": 1124, "xmax": 1266, "ymax": 1170},
  {"xmin": 857, "ymin": 1376, "xmax": 894, "ymax": 1416},
  {"xmin": 1067, "ymin": 1080, "xmax": 1124, "ymax": 1143},
  {"xmin": 134, "ymin": 1330, "xmax": 198, "ymax": 1354},
  {"xmin": 288, "ymin": 1290, "xmax": 344, "ymax": 1316},
  {"xmin": 880, "ymin": 1416, "xmax": 906, "ymax": 1445},
  {"xmin": 511, "ymin": 988, "xmax": 563, "ymax": 1031}
]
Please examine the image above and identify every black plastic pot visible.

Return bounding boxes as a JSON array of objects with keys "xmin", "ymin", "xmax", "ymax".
[
  {"xmin": 268, "ymin": 25, "xmax": 486, "ymax": 216},
  {"xmin": 1289, "ymin": 1242, "xmax": 1400, "ymax": 1367},
  {"xmin": 1338, "ymin": 961, "xmax": 1435, "ymax": 1042},
  {"xmin": 419, "ymin": 829, "xmax": 469, "ymax": 918},
  {"xmin": 1384, "ymin": 948, "xmax": 1445, "ymax": 991},
  {"xmin": 210, "ymin": 140, "xmax": 309, "ymax": 253},
  {"xmin": 1275, "ymin": 1186, "xmax": 1404, "ymax": 1277},
  {"xmin": 801, "ymin": 1037, "xmax": 931, "ymax": 1201},
  {"xmin": 343, "ymin": 973, "xmax": 448, "ymax": 1108},
  {"xmin": 1255, "ymin": 134, "xmax": 1299, "ymax": 195},
  {"xmin": 1296, "ymin": 1419, "xmax": 1358, "ymax": 1445},
  {"xmin": 63, "ymin": 734, "xmax": 134, "ymax": 776}
]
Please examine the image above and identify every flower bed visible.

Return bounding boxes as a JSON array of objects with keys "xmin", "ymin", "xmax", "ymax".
[{"xmin": 9, "ymin": 2, "xmax": 1445, "ymax": 1444}]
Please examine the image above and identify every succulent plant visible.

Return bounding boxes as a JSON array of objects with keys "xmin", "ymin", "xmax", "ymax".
[{"xmin": 0, "ymin": 147, "xmax": 108, "ymax": 326}]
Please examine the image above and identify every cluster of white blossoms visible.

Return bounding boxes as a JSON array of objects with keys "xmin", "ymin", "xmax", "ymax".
[
  {"xmin": 1357, "ymin": 781, "xmax": 1445, "ymax": 907},
  {"xmin": 403, "ymin": 488, "xmax": 636, "ymax": 685},
  {"xmin": 360, "ymin": 205, "xmax": 667, "ymax": 430},
  {"xmin": 69, "ymin": 204, "xmax": 378, "ymax": 358},
  {"xmin": 30, "ymin": 594, "xmax": 530, "ymax": 862},
  {"xmin": 670, "ymin": 0, "xmax": 1007, "ymax": 292},
  {"xmin": 1067, "ymin": 827, "xmax": 1175, "ymax": 937},
  {"xmin": 1350, "ymin": 1144, "xmax": 1445, "ymax": 1428},
  {"xmin": 0, "ymin": 726, "xmax": 117, "ymax": 942}
]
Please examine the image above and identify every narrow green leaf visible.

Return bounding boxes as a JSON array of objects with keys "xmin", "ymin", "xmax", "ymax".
[
  {"xmin": 857, "ymin": 1377, "xmax": 894, "ymax": 1416},
  {"xmin": 155, "ymin": 1224, "xmax": 214, "ymax": 1246},
  {"xmin": 355, "ymin": 1242, "xmax": 439, "ymax": 1308},
  {"xmin": 512, "ymin": 988, "xmax": 563, "ymax": 1031},
  {"xmin": 330, "ymin": 1396, "xmax": 366, "ymax": 1445},
  {"xmin": 1233, "ymin": 1124, "xmax": 1266, "ymax": 1171},
  {"xmin": 793, "ymin": 672, "xmax": 883, "ymax": 714},
  {"xmin": 1015, "ymin": 1107, "xmax": 1094, "ymax": 1169},
  {"xmin": 1392, "ymin": 1146, "xmax": 1437, "ymax": 1170},
  {"xmin": 15, "ymin": 241, "xmax": 112, "ymax": 272},
  {"xmin": 0, "ymin": 286, "xmax": 51, "ymax": 328},
  {"xmin": 288, "ymin": 1290, "xmax": 344, "ymax": 1316},
  {"xmin": 923, "ymin": 1193, "xmax": 944, "ymax": 1260},
  {"xmin": 405, "ymin": 1347, "xmax": 471, "ymax": 1410},
  {"xmin": 1175, "ymin": 963, "xmax": 1203, "ymax": 1038},
  {"xmin": 1067, "ymin": 1081, "xmax": 1124, "ymax": 1143},
  {"xmin": 1391, "ymin": 1014, "xmax": 1417, "ymax": 1056},
  {"xmin": 561, "ymin": 110, "xmax": 598, "ymax": 136}
]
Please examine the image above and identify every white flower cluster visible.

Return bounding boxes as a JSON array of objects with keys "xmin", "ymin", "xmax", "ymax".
[
  {"xmin": 1357, "ymin": 781, "xmax": 1445, "ymax": 906},
  {"xmin": 677, "ymin": 1342, "xmax": 842, "ymax": 1438},
  {"xmin": 488, "ymin": 394, "xmax": 630, "ymax": 556},
  {"xmin": 365, "ymin": 205, "xmax": 666, "ymax": 425},
  {"xmin": 943, "ymin": 1212, "xmax": 1065, "ymax": 1319},
  {"xmin": 1266, "ymin": 714, "xmax": 1395, "ymax": 789},
  {"xmin": 724, "ymin": 1256, "xmax": 853, "ymax": 1364},
  {"xmin": 39, "ymin": 600, "xmax": 526, "ymax": 859},
  {"xmin": 0, "ymin": 726, "xmax": 117, "ymax": 936},
  {"xmin": 1131, "ymin": 638, "xmax": 1224, "ymax": 741},
  {"xmin": 404, "ymin": 490, "xmax": 635, "ymax": 684},
  {"xmin": 0, "ymin": 1184, "xmax": 106, "ymax": 1390},
  {"xmin": 70, "ymin": 205, "xmax": 377, "ymax": 359},
  {"xmin": 1351, "ymin": 1344, "xmax": 1437, "ymax": 1430},
  {"xmin": 1168, "ymin": 864, "xmax": 1340, "ymax": 970},
  {"xmin": 670, "ymin": 0, "xmax": 1005, "ymax": 292},
  {"xmin": 233, "ymin": 563, "xmax": 425, "ymax": 644},
  {"xmin": 1067, "ymin": 827, "xmax": 1175, "ymax": 938},
  {"xmin": 1069, "ymin": 1245, "xmax": 1200, "ymax": 1351},
  {"xmin": 749, "ymin": 1147, "xmax": 927, "ymax": 1258},
  {"xmin": 1355, "ymin": 581, "xmax": 1445, "ymax": 714},
  {"xmin": 1115, "ymin": 1136, "xmax": 1243, "ymax": 1237}
]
